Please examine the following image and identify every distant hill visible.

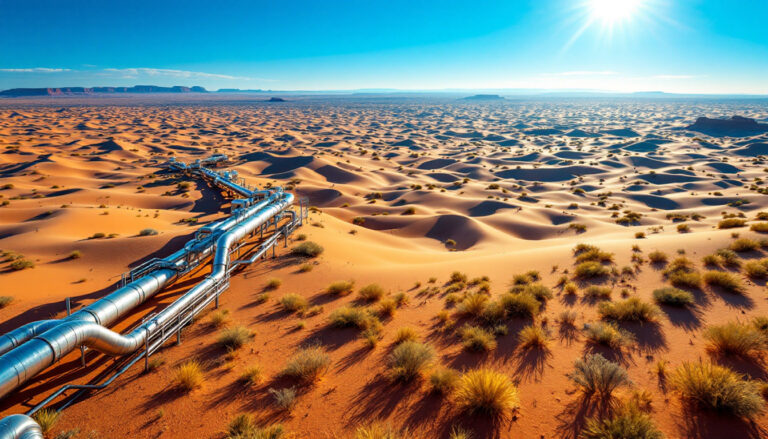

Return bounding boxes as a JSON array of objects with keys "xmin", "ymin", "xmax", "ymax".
[
  {"xmin": 685, "ymin": 115, "xmax": 768, "ymax": 137},
  {"xmin": 462, "ymin": 94, "xmax": 504, "ymax": 101},
  {"xmin": 217, "ymin": 88, "xmax": 265, "ymax": 93},
  {"xmin": 0, "ymin": 85, "xmax": 208, "ymax": 97}
]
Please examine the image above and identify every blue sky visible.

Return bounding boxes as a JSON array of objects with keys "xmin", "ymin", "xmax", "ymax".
[{"xmin": 0, "ymin": 0, "xmax": 766, "ymax": 93}]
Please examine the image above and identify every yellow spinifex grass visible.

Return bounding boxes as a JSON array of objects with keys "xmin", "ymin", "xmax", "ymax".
[{"xmin": 455, "ymin": 368, "xmax": 519, "ymax": 415}]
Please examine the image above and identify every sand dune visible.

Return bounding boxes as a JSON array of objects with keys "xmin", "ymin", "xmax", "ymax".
[{"xmin": 1, "ymin": 97, "xmax": 768, "ymax": 439}]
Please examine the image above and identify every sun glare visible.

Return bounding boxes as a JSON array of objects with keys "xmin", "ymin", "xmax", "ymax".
[{"xmin": 589, "ymin": 0, "xmax": 642, "ymax": 23}]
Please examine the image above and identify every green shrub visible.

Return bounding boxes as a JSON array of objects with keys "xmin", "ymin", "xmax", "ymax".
[
  {"xmin": 598, "ymin": 297, "xmax": 661, "ymax": 322},
  {"xmin": 139, "ymin": 228, "xmax": 158, "ymax": 236},
  {"xmin": 653, "ymin": 287, "xmax": 694, "ymax": 306},
  {"xmin": 703, "ymin": 270, "xmax": 745, "ymax": 293},
  {"xmin": 291, "ymin": 241, "xmax": 324, "ymax": 257},
  {"xmin": 672, "ymin": 361, "xmax": 764, "ymax": 418},
  {"xmin": 460, "ymin": 325, "xmax": 497, "ymax": 352},
  {"xmin": 68, "ymin": 250, "xmax": 82, "ymax": 260},
  {"xmin": 568, "ymin": 353, "xmax": 630, "ymax": 397},
  {"xmin": 9, "ymin": 258, "xmax": 34, "ymax": 271},
  {"xmin": 388, "ymin": 341, "xmax": 435, "ymax": 381},
  {"xmin": 282, "ymin": 345, "xmax": 331, "ymax": 383}
]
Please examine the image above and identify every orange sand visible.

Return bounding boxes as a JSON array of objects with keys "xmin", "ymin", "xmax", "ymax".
[{"xmin": 1, "ymin": 97, "xmax": 767, "ymax": 438}]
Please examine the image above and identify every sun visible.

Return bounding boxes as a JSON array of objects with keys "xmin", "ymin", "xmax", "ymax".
[{"xmin": 589, "ymin": 0, "xmax": 642, "ymax": 24}]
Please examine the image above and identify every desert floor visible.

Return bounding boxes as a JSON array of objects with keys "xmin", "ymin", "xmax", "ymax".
[{"xmin": 1, "ymin": 96, "xmax": 768, "ymax": 438}]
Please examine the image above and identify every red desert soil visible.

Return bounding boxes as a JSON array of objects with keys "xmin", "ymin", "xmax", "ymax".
[{"xmin": 1, "ymin": 97, "xmax": 767, "ymax": 438}]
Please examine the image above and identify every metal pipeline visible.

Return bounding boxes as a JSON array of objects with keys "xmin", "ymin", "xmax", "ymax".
[
  {"xmin": 0, "ymin": 190, "xmax": 293, "ymax": 399},
  {"xmin": 0, "ymin": 416, "xmax": 41, "ymax": 439}
]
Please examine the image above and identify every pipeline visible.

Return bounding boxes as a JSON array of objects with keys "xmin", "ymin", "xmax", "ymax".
[{"xmin": 0, "ymin": 157, "xmax": 302, "ymax": 438}]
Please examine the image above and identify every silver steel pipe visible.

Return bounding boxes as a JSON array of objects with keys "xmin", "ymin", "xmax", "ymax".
[
  {"xmin": 0, "ymin": 416, "xmax": 42, "ymax": 439},
  {"xmin": 0, "ymin": 192, "xmax": 293, "ymax": 400}
]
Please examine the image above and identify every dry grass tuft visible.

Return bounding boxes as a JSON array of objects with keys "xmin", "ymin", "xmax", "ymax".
[
  {"xmin": 455, "ymin": 368, "xmax": 520, "ymax": 416},
  {"xmin": 279, "ymin": 294, "xmax": 309, "ymax": 312},
  {"xmin": 218, "ymin": 326, "xmax": 253, "ymax": 350},
  {"xmin": 282, "ymin": 345, "xmax": 331, "ymax": 383},
  {"xmin": 460, "ymin": 324, "xmax": 497, "ymax": 352},
  {"xmin": 652, "ymin": 287, "xmax": 694, "ymax": 306},
  {"xmin": 499, "ymin": 292, "xmax": 540, "ymax": 318},
  {"xmin": 703, "ymin": 270, "xmax": 745, "ymax": 293},
  {"xmin": 358, "ymin": 283, "xmax": 385, "ymax": 301},
  {"xmin": 568, "ymin": 353, "xmax": 630, "ymax": 397},
  {"xmin": 518, "ymin": 324, "xmax": 549, "ymax": 349},
  {"xmin": 326, "ymin": 280, "xmax": 355, "ymax": 295},
  {"xmin": 672, "ymin": 361, "xmax": 764, "ymax": 418},
  {"xmin": 174, "ymin": 360, "xmax": 203, "ymax": 391},
  {"xmin": 429, "ymin": 367, "xmax": 461, "ymax": 395},
  {"xmin": 226, "ymin": 413, "xmax": 284, "ymax": 439},
  {"xmin": 584, "ymin": 322, "xmax": 634, "ymax": 349},
  {"xmin": 393, "ymin": 326, "xmax": 419, "ymax": 345},
  {"xmin": 598, "ymin": 297, "xmax": 661, "ymax": 322},
  {"xmin": 704, "ymin": 322, "xmax": 766, "ymax": 356},
  {"xmin": 291, "ymin": 241, "xmax": 324, "ymax": 257},
  {"xmin": 388, "ymin": 341, "xmax": 435, "ymax": 381},
  {"xmin": 32, "ymin": 408, "xmax": 61, "ymax": 434}
]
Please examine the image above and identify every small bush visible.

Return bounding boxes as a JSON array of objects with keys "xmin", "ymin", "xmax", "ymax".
[
  {"xmin": 227, "ymin": 413, "xmax": 285, "ymax": 439},
  {"xmin": 280, "ymin": 294, "xmax": 309, "ymax": 312},
  {"xmin": 291, "ymin": 241, "xmax": 324, "ymax": 257},
  {"xmin": 429, "ymin": 367, "xmax": 461, "ymax": 394},
  {"xmin": 0, "ymin": 296, "xmax": 13, "ymax": 309},
  {"xmin": 269, "ymin": 387, "xmax": 297, "ymax": 410},
  {"xmin": 718, "ymin": 218, "xmax": 746, "ymax": 229},
  {"xmin": 584, "ymin": 286, "xmax": 612, "ymax": 300},
  {"xmin": 749, "ymin": 222, "xmax": 768, "ymax": 233},
  {"xmin": 326, "ymin": 280, "xmax": 354, "ymax": 295},
  {"xmin": 265, "ymin": 278, "xmax": 282, "ymax": 290},
  {"xmin": 575, "ymin": 261, "xmax": 609, "ymax": 278},
  {"xmin": 744, "ymin": 260, "xmax": 768, "ymax": 279},
  {"xmin": 139, "ymin": 228, "xmax": 158, "ymax": 236},
  {"xmin": 598, "ymin": 297, "xmax": 661, "ymax": 322},
  {"xmin": 648, "ymin": 250, "xmax": 667, "ymax": 264},
  {"xmin": 218, "ymin": 326, "xmax": 253, "ymax": 350},
  {"xmin": 458, "ymin": 292, "xmax": 489, "ymax": 316},
  {"xmin": 672, "ymin": 361, "xmax": 764, "ymax": 418},
  {"xmin": 519, "ymin": 283, "xmax": 553, "ymax": 301},
  {"xmin": 393, "ymin": 327, "xmax": 419, "ymax": 345},
  {"xmin": 240, "ymin": 365, "xmax": 263, "ymax": 386},
  {"xmin": 703, "ymin": 270, "xmax": 744, "ymax": 293},
  {"xmin": 282, "ymin": 345, "xmax": 331, "ymax": 383},
  {"xmin": 209, "ymin": 309, "xmax": 231, "ymax": 327},
  {"xmin": 299, "ymin": 263, "xmax": 314, "ymax": 273},
  {"xmin": 68, "ymin": 250, "xmax": 81, "ymax": 260},
  {"xmin": 32, "ymin": 408, "xmax": 60, "ymax": 434},
  {"xmin": 353, "ymin": 423, "xmax": 408, "ymax": 439},
  {"xmin": 328, "ymin": 306, "xmax": 373, "ymax": 329},
  {"xmin": 568, "ymin": 353, "xmax": 630, "ymax": 397},
  {"xmin": 9, "ymin": 258, "xmax": 34, "ymax": 271},
  {"xmin": 388, "ymin": 341, "xmax": 435, "ymax": 381},
  {"xmin": 460, "ymin": 325, "xmax": 497, "ymax": 352},
  {"xmin": 653, "ymin": 287, "xmax": 694, "ymax": 306},
  {"xmin": 358, "ymin": 283, "xmax": 385, "ymax": 301},
  {"xmin": 455, "ymin": 368, "xmax": 520, "ymax": 415},
  {"xmin": 730, "ymin": 238, "xmax": 759, "ymax": 252},
  {"xmin": 174, "ymin": 360, "xmax": 203, "ymax": 391},
  {"xmin": 584, "ymin": 322, "xmax": 633, "ymax": 349},
  {"xmin": 704, "ymin": 322, "xmax": 765, "ymax": 356},
  {"xmin": 518, "ymin": 325, "xmax": 549, "ymax": 349},
  {"xmin": 499, "ymin": 292, "xmax": 540, "ymax": 318},
  {"xmin": 581, "ymin": 404, "xmax": 663, "ymax": 439}
]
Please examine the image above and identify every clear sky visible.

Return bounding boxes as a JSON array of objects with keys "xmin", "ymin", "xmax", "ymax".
[{"xmin": 1, "ymin": 0, "xmax": 766, "ymax": 93}]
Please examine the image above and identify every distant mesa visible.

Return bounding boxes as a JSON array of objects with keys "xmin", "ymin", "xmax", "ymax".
[
  {"xmin": 217, "ymin": 88, "xmax": 266, "ymax": 93},
  {"xmin": 0, "ymin": 85, "xmax": 208, "ymax": 97},
  {"xmin": 686, "ymin": 115, "xmax": 768, "ymax": 137},
  {"xmin": 461, "ymin": 94, "xmax": 504, "ymax": 101},
  {"xmin": 267, "ymin": 97, "xmax": 286, "ymax": 102}
]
